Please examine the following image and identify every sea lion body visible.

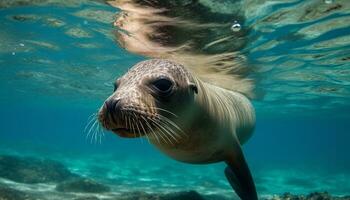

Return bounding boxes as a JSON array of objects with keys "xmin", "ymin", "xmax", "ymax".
[
  {"xmin": 150, "ymin": 79, "xmax": 255, "ymax": 164},
  {"xmin": 98, "ymin": 59, "xmax": 257, "ymax": 200}
]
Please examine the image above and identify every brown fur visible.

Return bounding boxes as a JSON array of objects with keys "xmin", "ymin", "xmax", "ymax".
[
  {"xmin": 98, "ymin": 59, "xmax": 255, "ymax": 163},
  {"xmin": 97, "ymin": 59, "xmax": 258, "ymax": 199}
]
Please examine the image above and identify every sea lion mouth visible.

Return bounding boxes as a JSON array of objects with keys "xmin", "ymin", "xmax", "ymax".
[
  {"xmin": 98, "ymin": 108, "xmax": 152, "ymax": 138},
  {"xmin": 111, "ymin": 128, "xmax": 140, "ymax": 138},
  {"xmin": 98, "ymin": 102, "xmax": 183, "ymax": 142},
  {"xmin": 111, "ymin": 127, "xmax": 145, "ymax": 138}
]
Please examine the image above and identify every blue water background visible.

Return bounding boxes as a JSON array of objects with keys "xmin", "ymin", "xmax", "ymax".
[{"xmin": 0, "ymin": 0, "xmax": 349, "ymax": 197}]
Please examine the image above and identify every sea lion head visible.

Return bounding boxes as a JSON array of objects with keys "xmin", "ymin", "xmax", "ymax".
[{"xmin": 98, "ymin": 59, "xmax": 198, "ymax": 140}]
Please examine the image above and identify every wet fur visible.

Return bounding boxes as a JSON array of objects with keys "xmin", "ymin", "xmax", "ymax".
[
  {"xmin": 98, "ymin": 59, "xmax": 255, "ymax": 161},
  {"xmin": 155, "ymin": 70, "xmax": 255, "ymax": 164},
  {"xmin": 98, "ymin": 59, "xmax": 257, "ymax": 199}
]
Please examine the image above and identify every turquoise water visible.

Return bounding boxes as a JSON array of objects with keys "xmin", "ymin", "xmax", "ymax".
[{"xmin": 0, "ymin": 0, "xmax": 349, "ymax": 199}]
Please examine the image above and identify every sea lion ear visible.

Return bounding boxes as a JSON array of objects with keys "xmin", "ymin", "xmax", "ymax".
[{"xmin": 189, "ymin": 83, "xmax": 198, "ymax": 94}]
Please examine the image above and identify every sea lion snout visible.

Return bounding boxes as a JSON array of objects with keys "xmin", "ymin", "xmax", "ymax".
[
  {"xmin": 98, "ymin": 95, "xmax": 139, "ymax": 137},
  {"xmin": 98, "ymin": 89, "xmax": 158, "ymax": 138},
  {"xmin": 104, "ymin": 98, "xmax": 121, "ymax": 114},
  {"xmin": 98, "ymin": 97, "xmax": 123, "ymax": 135}
]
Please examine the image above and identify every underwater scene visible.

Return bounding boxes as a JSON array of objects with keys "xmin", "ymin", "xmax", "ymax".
[{"xmin": 0, "ymin": 0, "xmax": 350, "ymax": 199}]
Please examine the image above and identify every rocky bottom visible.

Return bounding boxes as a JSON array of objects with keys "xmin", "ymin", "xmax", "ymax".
[
  {"xmin": 0, "ymin": 184, "xmax": 349, "ymax": 200},
  {"xmin": 0, "ymin": 154, "xmax": 349, "ymax": 200}
]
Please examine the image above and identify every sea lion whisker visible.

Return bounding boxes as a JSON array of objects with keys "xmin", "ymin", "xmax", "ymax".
[
  {"xmin": 93, "ymin": 120, "xmax": 100, "ymax": 144},
  {"xmin": 94, "ymin": 121, "xmax": 100, "ymax": 144},
  {"xmin": 124, "ymin": 113, "xmax": 127, "ymax": 128},
  {"xmin": 141, "ymin": 116, "xmax": 161, "ymax": 144},
  {"xmin": 153, "ymin": 116, "xmax": 180, "ymax": 139},
  {"xmin": 84, "ymin": 113, "xmax": 98, "ymax": 133},
  {"xmin": 132, "ymin": 113, "xmax": 144, "ymax": 142},
  {"xmin": 87, "ymin": 120, "xmax": 98, "ymax": 141},
  {"xmin": 98, "ymin": 124, "xmax": 102, "ymax": 144},
  {"xmin": 90, "ymin": 126, "xmax": 96, "ymax": 144},
  {"xmin": 123, "ymin": 111, "xmax": 129, "ymax": 131},
  {"xmin": 128, "ymin": 116, "xmax": 137, "ymax": 138},
  {"xmin": 147, "ymin": 117, "xmax": 174, "ymax": 145},
  {"xmin": 86, "ymin": 115, "xmax": 96, "ymax": 126},
  {"xmin": 122, "ymin": 108, "xmax": 180, "ymax": 140},
  {"xmin": 138, "ymin": 116, "xmax": 150, "ymax": 143},
  {"xmin": 99, "ymin": 124, "xmax": 105, "ymax": 144},
  {"xmin": 130, "ymin": 112, "xmax": 143, "ymax": 133},
  {"xmin": 123, "ymin": 108, "xmax": 181, "ymax": 141},
  {"xmin": 149, "ymin": 106, "xmax": 178, "ymax": 117},
  {"xmin": 127, "ymin": 115, "xmax": 137, "ymax": 138},
  {"xmin": 88, "ymin": 112, "xmax": 96, "ymax": 117},
  {"xmin": 130, "ymin": 112, "xmax": 140, "ymax": 138},
  {"xmin": 84, "ymin": 120, "xmax": 94, "ymax": 138},
  {"xmin": 122, "ymin": 107, "xmax": 177, "ymax": 122},
  {"xmin": 86, "ymin": 113, "xmax": 97, "ymax": 124},
  {"xmin": 91, "ymin": 120, "xmax": 100, "ymax": 144},
  {"xmin": 122, "ymin": 111, "xmax": 127, "ymax": 127},
  {"xmin": 86, "ymin": 113, "xmax": 97, "ymax": 122},
  {"xmin": 97, "ymin": 126, "xmax": 100, "ymax": 144},
  {"xmin": 92, "ymin": 125, "xmax": 97, "ymax": 144},
  {"xmin": 153, "ymin": 122, "xmax": 172, "ymax": 145},
  {"xmin": 156, "ymin": 119, "xmax": 181, "ymax": 142},
  {"xmin": 146, "ymin": 116, "xmax": 170, "ymax": 145},
  {"xmin": 141, "ymin": 116, "xmax": 160, "ymax": 144},
  {"xmin": 147, "ymin": 117, "xmax": 170, "ymax": 144},
  {"xmin": 130, "ymin": 115, "xmax": 142, "ymax": 143},
  {"xmin": 95, "ymin": 119, "xmax": 102, "ymax": 144},
  {"xmin": 156, "ymin": 114, "xmax": 186, "ymax": 138}
]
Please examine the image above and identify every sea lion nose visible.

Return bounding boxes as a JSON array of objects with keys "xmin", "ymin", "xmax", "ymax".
[{"xmin": 105, "ymin": 98, "xmax": 121, "ymax": 113}]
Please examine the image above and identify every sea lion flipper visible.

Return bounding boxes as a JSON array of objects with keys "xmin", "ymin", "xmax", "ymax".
[
  {"xmin": 224, "ymin": 167, "xmax": 244, "ymax": 197},
  {"xmin": 225, "ymin": 144, "xmax": 257, "ymax": 200}
]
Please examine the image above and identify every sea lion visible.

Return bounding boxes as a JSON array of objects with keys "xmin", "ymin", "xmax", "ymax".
[{"xmin": 98, "ymin": 59, "xmax": 257, "ymax": 200}]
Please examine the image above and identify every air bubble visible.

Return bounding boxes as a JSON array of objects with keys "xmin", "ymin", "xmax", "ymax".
[
  {"xmin": 324, "ymin": 0, "xmax": 333, "ymax": 4},
  {"xmin": 19, "ymin": 43, "xmax": 24, "ymax": 47},
  {"xmin": 231, "ymin": 21, "xmax": 241, "ymax": 32},
  {"xmin": 12, "ymin": 52, "xmax": 16, "ymax": 55}
]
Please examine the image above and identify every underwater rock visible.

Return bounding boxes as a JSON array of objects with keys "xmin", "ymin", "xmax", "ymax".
[
  {"xmin": 65, "ymin": 27, "xmax": 93, "ymax": 38},
  {"xmin": 11, "ymin": 14, "xmax": 38, "ymax": 22},
  {"xmin": 117, "ymin": 191, "xmax": 153, "ymax": 200},
  {"xmin": 160, "ymin": 190, "xmax": 206, "ymax": 200},
  {"xmin": 0, "ymin": 154, "xmax": 76, "ymax": 183},
  {"xmin": 44, "ymin": 17, "xmax": 65, "ymax": 28},
  {"xmin": 56, "ymin": 178, "xmax": 110, "ymax": 193},
  {"xmin": 305, "ymin": 192, "xmax": 350, "ymax": 200},
  {"xmin": 203, "ymin": 194, "xmax": 231, "ymax": 200},
  {"xmin": 74, "ymin": 197, "xmax": 100, "ymax": 200},
  {"xmin": 268, "ymin": 192, "xmax": 350, "ymax": 200},
  {"xmin": 0, "ymin": 185, "xmax": 36, "ymax": 200},
  {"xmin": 118, "ymin": 190, "xmax": 206, "ymax": 200}
]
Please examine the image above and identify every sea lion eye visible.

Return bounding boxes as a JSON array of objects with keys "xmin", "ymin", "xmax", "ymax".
[
  {"xmin": 113, "ymin": 82, "xmax": 118, "ymax": 92},
  {"xmin": 152, "ymin": 78, "xmax": 173, "ymax": 94},
  {"xmin": 113, "ymin": 79, "xmax": 122, "ymax": 92}
]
